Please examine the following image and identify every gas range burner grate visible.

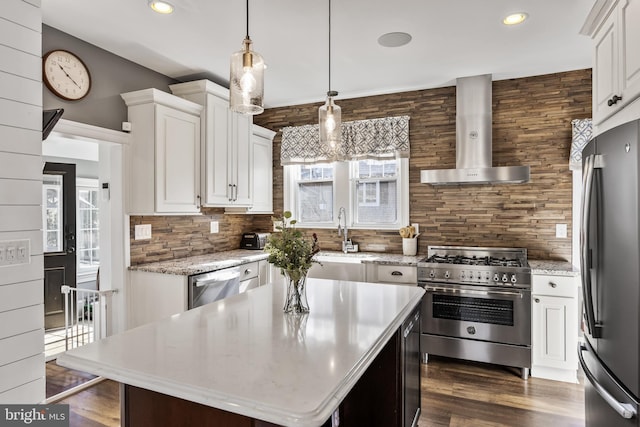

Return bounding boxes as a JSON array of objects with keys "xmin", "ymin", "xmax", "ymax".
[{"xmin": 425, "ymin": 254, "xmax": 523, "ymax": 268}]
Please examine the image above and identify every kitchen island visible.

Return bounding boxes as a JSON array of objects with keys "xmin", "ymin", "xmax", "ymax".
[{"xmin": 57, "ymin": 278, "xmax": 424, "ymax": 427}]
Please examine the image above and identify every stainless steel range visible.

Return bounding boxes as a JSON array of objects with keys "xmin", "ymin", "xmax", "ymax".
[{"xmin": 417, "ymin": 246, "xmax": 532, "ymax": 379}]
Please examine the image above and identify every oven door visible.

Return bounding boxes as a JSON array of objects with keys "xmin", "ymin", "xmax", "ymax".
[{"xmin": 420, "ymin": 283, "xmax": 531, "ymax": 346}]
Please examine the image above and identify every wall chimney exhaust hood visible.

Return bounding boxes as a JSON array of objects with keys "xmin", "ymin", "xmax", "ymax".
[{"xmin": 420, "ymin": 74, "xmax": 530, "ymax": 185}]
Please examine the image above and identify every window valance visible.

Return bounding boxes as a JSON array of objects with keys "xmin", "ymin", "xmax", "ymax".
[
  {"xmin": 281, "ymin": 115, "xmax": 410, "ymax": 165},
  {"xmin": 570, "ymin": 118, "xmax": 592, "ymax": 170}
]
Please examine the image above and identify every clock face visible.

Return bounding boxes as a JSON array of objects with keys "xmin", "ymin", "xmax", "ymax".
[{"xmin": 43, "ymin": 50, "xmax": 91, "ymax": 101}]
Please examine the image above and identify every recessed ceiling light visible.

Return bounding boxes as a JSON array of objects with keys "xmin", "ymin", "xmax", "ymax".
[
  {"xmin": 148, "ymin": 1, "xmax": 174, "ymax": 14},
  {"xmin": 378, "ymin": 32, "xmax": 412, "ymax": 48},
  {"xmin": 503, "ymin": 12, "xmax": 528, "ymax": 26}
]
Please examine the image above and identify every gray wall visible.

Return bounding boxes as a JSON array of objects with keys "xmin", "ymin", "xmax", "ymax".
[{"xmin": 43, "ymin": 25, "xmax": 178, "ymax": 131}]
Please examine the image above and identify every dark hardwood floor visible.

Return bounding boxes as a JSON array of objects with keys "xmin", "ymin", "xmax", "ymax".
[{"xmin": 54, "ymin": 357, "xmax": 585, "ymax": 427}]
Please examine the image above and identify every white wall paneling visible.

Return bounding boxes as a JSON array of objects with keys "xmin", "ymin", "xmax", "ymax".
[
  {"xmin": 0, "ymin": 378, "xmax": 44, "ymax": 404},
  {"xmin": 0, "ymin": 127, "xmax": 41, "ymax": 155},
  {"xmin": 0, "ymin": 354, "xmax": 44, "ymax": 395},
  {"xmin": 0, "ymin": 206, "xmax": 42, "ymax": 232},
  {"xmin": 0, "ymin": 0, "xmax": 44, "ymax": 403},
  {"xmin": 0, "ymin": 305, "xmax": 43, "ymax": 341},
  {"xmin": 0, "ymin": 281, "xmax": 42, "ymax": 313},
  {"xmin": 0, "ymin": 329, "xmax": 43, "ymax": 366},
  {"xmin": 0, "ymin": 44, "xmax": 41, "ymax": 82},
  {"xmin": 0, "ymin": 152, "xmax": 43, "ymax": 180}
]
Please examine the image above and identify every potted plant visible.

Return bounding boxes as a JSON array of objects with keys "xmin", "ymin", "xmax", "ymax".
[{"xmin": 265, "ymin": 211, "xmax": 320, "ymax": 314}]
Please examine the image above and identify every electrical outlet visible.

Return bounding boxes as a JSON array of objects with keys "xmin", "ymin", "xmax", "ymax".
[
  {"xmin": 210, "ymin": 221, "xmax": 219, "ymax": 233},
  {"xmin": 411, "ymin": 223, "xmax": 420, "ymax": 235},
  {"xmin": 273, "ymin": 220, "xmax": 283, "ymax": 232},
  {"xmin": 556, "ymin": 223, "xmax": 568, "ymax": 238},
  {"xmin": 134, "ymin": 224, "xmax": 152, "ymax": 240}
]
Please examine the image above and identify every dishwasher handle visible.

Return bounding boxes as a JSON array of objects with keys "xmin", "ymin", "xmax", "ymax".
[{"xmin": 194, "ymin": 269, "xmax": 241, "ymax": 287}]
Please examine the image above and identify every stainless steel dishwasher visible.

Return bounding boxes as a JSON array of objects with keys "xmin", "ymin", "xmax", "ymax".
[
  {"xmin": 188, "ymin": 267, "xmax": 241, "ymax": 309},
  {"xmin": 402, "ymin": 305, "xmax": 421, "ymax": 427}
]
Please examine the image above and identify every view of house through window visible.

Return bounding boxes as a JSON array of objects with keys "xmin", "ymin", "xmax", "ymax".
[
  {"xmin": 42, "ymin": 175, "xmax": 63, "ymax": 253},
  {"xmin": 285, "ymin": 158, "xmax": 407, "ymax": 229},
  {"xmin": 77, "ymin": 178, "xmax": 100, "ymax": 276}
]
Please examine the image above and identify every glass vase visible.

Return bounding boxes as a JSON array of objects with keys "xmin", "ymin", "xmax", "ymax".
[{"xmin": 283, "ymin": 269, "xmax": 310, "ymax": 314}]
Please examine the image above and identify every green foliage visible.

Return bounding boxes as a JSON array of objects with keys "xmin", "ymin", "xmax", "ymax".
[{"xmin": 265, "ymin": 212, "xmax": 319, "ymax": 281}]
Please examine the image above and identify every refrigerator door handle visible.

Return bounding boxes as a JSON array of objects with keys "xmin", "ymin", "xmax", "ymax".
[
  {"xmin": 578, "ymin": 343, "xmax": 637, "ymax": 419},
  {"xmin": 580, "ymin": 154, "xmax": 603, "ymax": 338}
]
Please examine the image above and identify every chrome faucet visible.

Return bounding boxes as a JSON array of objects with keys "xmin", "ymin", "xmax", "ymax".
[{"xmin": 337, "ymin": 207, "xmax": 349, "ymax": 253}]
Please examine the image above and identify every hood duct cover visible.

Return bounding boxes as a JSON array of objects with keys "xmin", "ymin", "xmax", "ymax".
[{"xmin": 420, "ymin": 74, "xmax": 530, "ymax": 185}]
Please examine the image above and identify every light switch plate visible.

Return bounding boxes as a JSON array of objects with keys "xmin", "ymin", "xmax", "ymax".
[
  {"xmin": 556, "ymin": 223, "xmax": 568, "ymax": 238},
  {"xmin": 134, "ymin": 224, "xmax": 152, "ymax": 240},
  {"xmin": 0, "ymin": 239, "xmax": 30, "ymax": 267},
  {"xmin": 210, "ymin": 221, "xmax": 219, "ymax": 234}
]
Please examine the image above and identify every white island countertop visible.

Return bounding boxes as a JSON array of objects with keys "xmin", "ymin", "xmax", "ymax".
[{"xmin": 57, "ymin": 278, "xmax": 424, "ymax": 427}]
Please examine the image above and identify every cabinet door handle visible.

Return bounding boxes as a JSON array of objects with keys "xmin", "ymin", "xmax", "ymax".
[
  {"xmin": 196, "ymin": 194, "xmax": 201, "ymax": 209},
  {"xmin": 244, "ymin": 269, "xmax": 252, "ymax": 275},
  {"xmin": 534, "ymin": 298, "xmax": 540, "ymax": 303},
  {"xmin": 608, "ymin": 94, "xmax": 622, "ymax": 106},
  {"xmin": 391, "ymin": 271, "xmax": 403, "ymax": 276},
  {"xmin": 233, "ymin": 184, "xmax": 237, "ymax": 201},
  {"xmin": 549, "ymin": 281, "xmax": 557, "ymax": 288},
  {"xmin": 228, "ymin": 184, "xmax": 233, "ymax": 201}
]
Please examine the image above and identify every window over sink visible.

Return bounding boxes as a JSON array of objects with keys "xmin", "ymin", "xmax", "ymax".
[{"xmin": 283, "ymin": 158, "xmax": 409, "ymax": 230}]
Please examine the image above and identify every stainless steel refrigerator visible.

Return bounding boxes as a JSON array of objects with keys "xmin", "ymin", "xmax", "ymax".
[{"xmin": 580, "ymin": 118, "xmax": 640, "ymax": 426}]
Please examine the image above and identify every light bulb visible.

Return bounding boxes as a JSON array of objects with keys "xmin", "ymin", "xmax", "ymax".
[
  {"xmin": 325, "ymin": 114, "xmax": 336, "ymax": 132},
  {"xmin": 240, "ymin": 68, "xmax": 257, "ymax": 93}
]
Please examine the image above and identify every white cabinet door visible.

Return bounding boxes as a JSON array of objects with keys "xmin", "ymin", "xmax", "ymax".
[
  {"xmin": 532, "ymin": 294, "xmax": 578, "ymax": 370},
  {"xmin": 155, "ymin": 104, "xmax": 201, "ymax": 213},
  {"xmin": 203, "ymin": 92, "xmax": 233, "ymax": 205},
  {"xmin": 620, "ymin": 0, "xmax": 640, "ymax": 108},
  {"xmin": 247, "ymin": 125, "xmax": 275, "ymax": 214},
  {"xmin": 121, "ymin": 88, "xmax": 202, "ymax": 215},
  {"xmin": 231, "ymin": 113, "xmax": 252, "ymax": 206},
  {"xmin": 593, "ymin": 8, "xmax": 619, "ymax": 124}
]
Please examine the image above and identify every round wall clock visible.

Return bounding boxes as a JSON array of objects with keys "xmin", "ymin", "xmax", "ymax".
[{"xmin": 43, "ymin": 50, "xmax": 92, "ymax": 101}]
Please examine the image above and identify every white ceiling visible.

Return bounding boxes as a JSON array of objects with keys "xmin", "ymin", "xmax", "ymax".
[{"xmin": 42, "ymin": 0, "xmax": 596, "ymax": 108}]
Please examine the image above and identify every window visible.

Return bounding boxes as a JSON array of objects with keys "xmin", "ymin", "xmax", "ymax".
[
  {"xmin": 42, "ymin": 175, "xmax": 63, "ymax": 253},
  {"xmin": 284, "ymin": 158, "xmax": 408, "ymax": 230},
  {"xmin": 77, "ymin": 178, "xmax": 100, "ymax": 279}
]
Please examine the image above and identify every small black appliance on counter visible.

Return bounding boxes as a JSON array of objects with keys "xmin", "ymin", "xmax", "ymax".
[{"xmin": 240, "ymin": 232, "xmax": 269, "ymax": 250}]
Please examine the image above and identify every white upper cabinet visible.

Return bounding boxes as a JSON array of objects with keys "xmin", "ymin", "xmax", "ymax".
[
  {"xmin": 170, "ymin": 80, "xmax": 253, "ymax": 207},
  {"xmin": 586, "ymin": 0, "xmax": 640, "ymax": 125},
  {"xmin": 121, "ymin": 89, "xmax": 202, "ymax": 215},
  {"xmin": 246, "ymin": 125, "xmax": 276, "ymax": 214}
]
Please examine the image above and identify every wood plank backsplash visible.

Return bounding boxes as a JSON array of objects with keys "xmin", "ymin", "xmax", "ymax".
[{"xmin": 131, "ymin": 69, "xmax": 591, "ymax": 265}]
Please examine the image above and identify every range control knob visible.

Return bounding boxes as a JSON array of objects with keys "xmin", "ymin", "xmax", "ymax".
[
  {"xmin": 460, "ymin": 271, "xmax": 466, "ymax": 280},
  {"xmin": 485, "ymin": 272, "xmax": 491, "ymax": 281},
  {"xmin": 429, "ymin": 270, "xmax": 435, "ymax": 278},
  {"xmin": 502, "ymin": 274, "xmax": 508, "ymax": 283},
  {"xmin": 493, "ymin": 273, "xmax": 500, "ymax": 282},
  {"xmin": 444, "ymin": 271, "xmax": 451, "ymax": 279},
  {"xmin": 511, "ymin": 274, "xmax": 517, "ymax": 284}
]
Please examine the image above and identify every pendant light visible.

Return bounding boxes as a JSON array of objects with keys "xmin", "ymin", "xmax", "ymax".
[
  {"xmin": 318, "ymin": 0, "xmax": 341, "ymax": 148},
  {"xmin": 229, "ymin": 0, "xmax": 264, "ymax": 115}
]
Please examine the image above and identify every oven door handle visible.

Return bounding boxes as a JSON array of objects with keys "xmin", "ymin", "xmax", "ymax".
[{"xmin": 423, "ymin": 285, "xmax": 526, "ymax": 298}]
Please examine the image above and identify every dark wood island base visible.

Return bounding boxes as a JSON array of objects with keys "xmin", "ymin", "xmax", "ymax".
[{"xmin": 123, "ymin": 331, "xmax": 405, "ymax": 427}]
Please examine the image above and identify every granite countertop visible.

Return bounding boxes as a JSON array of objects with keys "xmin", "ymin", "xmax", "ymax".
[
  {"xmin": 129, "ymin": 249, "xmax": 269, "ymax": 276},
  {"xmin": 314, "ymin": 250, "xmax": 422, "ymax": 266},
  {"xmin": 57, "ymin": 279, "xmax": 425, "ymax": 427},
  {"xmin": 529, "ymin": 260, "xmax": 579, "ymax": 276},
  {"xmin": 130, "ymin": 249, "xmax": 421, "ymax": 277}
]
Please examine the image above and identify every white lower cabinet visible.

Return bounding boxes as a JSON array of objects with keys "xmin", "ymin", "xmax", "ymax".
[{"xmin": 531, "ymin": 273, "xmax": 579, "ymax": 383}]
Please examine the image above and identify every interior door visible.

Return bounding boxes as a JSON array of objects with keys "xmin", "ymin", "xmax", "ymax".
[{"xmin": 43, "ymin": 162, "xmax": 77, "ymax": 330}]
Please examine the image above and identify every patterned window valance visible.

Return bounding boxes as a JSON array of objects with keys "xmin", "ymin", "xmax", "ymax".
[
  {"xmin": 570, "ymin": 118, "xmax": 592, "ymax": 170},
  {"xmin": 281, "ymin": 115, "xmax": 410, "ymax": 165}
]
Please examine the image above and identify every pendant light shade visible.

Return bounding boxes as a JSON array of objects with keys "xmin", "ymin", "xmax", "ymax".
[
  {"xmin": 319, "ymin": 91, "xmax": 341, "ymax": 148},
  {"xmin": 319, "ymin": 0, "xmax": 341, "ymax": 146},
  {"xmin": 230, "ymin": 0, "xmax": 264, "ymax": 115}
]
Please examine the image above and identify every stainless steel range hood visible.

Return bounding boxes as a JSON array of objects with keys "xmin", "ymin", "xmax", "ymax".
[{"xmin": 420, "ymin": 74, "xmax": 530, "ymax": 185}]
